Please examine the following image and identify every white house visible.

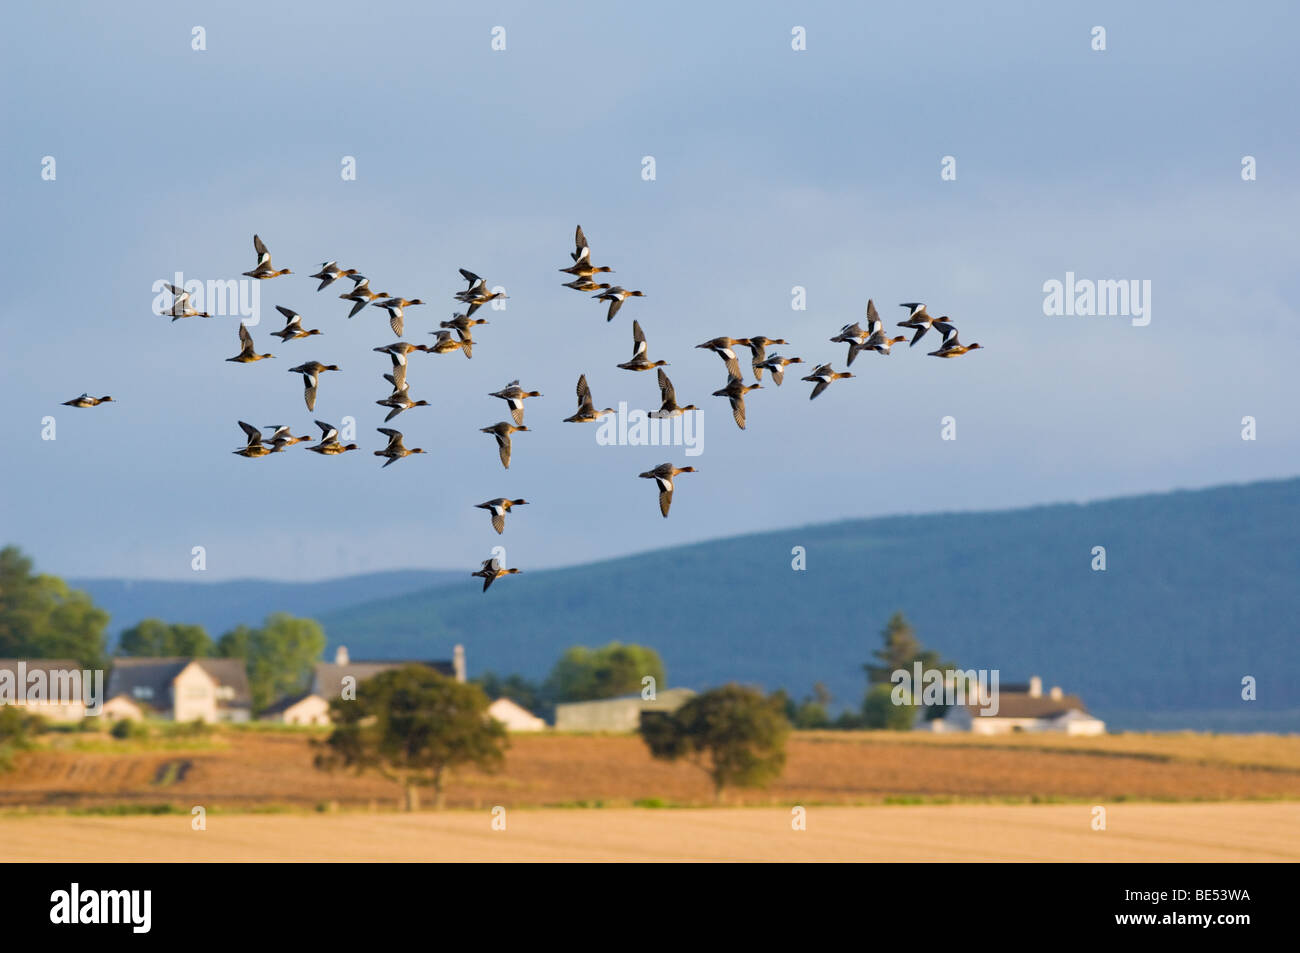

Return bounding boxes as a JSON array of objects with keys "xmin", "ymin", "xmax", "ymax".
[
  {"xmin": 487, "ymin": 697, "xmax": 546, "ymax": 732},
  {"xmin": 259, "ymin": 692, "xmax": 331, "ymax": 726},
  {"xmin": 918, "ymin": 675, "xmax": 1106, "ymax": 735},
  {"xmin": 105, "ymin": 658, "xmax": 251, "ymax": 723}
]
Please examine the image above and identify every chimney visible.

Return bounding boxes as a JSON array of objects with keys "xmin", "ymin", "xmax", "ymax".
[
  {"xmin": 1028, "ymin": 676, "xmax": 1042, "ymax": 698},
  {"xmin": 334, "ymin": 645, "xmax": 349, "ymax": 666},
  {"xmin": 453, "ymin": 644, "xmax": 466, "ymax": 683},
  {"xmin": 1049, "ymin": 685, "xmax": 1063, "ymax": 700}
]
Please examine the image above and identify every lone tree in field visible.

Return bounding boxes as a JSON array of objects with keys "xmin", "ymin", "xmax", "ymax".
[
  {"xmin": 314, "ymin": 665, "xmax": 507, "ymax": 810},
  {"xmin": 640, "ymin": 683, "xmax": 790, "ymax": 803}
]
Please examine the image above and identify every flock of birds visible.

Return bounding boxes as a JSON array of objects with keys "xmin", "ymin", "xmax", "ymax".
[{"xmin": 61, "ymin": 227, "xmax": 982, "ymax": 592}]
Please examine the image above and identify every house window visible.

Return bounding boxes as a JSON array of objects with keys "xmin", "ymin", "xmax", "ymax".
[
  {"xmin": 183, "ymin": 686, "xmax": 208, "ymax": 699},
  {"xmin": 215, "ymin": 686, "xmax": 235, "ymax": 701},
  {"xmin": 133, "ymin": 687, "xmax": 154, "ymax": 700}
]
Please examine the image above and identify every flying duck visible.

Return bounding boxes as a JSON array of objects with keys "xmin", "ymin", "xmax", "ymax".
[
  {"xmin": 310, "ymin": 262, "xmax": 359, "ymax": 291},
  {"xmin": 801, "ymin": 363, "xmax": 853, "ymax": 399},
  {"xmin": 227, "ymin": 323, "xmax": 274, "ymax": 363},
  {"xmin": 61, "ymin": 393, "xmax": 113, "ymax": 408},
  {"xmin": 618, "ymin": 320, "xmax": 669, "ymax": 372},
  {"xmin": 270, "ymin": 306, "xmax": 322, "ymax": 341},
  {"xmin": 340, "ymin": 279, "xmax": 389, "ymax": 318},
  {"xmin": 754, "ymin": 354, "xmax": 804, "ymax": 386},
  {"xmin": 475, "ymin": 498, "xmax": 528, "ymax": 535},
  {"xmin": 377, "ymin": 377, "xmax": 430, "ymax": 422},
  {"xmin": 695, "ymin": 337, "xmax": 749, "ymax": 379},
  {"xmin": 440, "ymin": 313, "xmax": 486, "ymax": 358},
  {"xmin": 563, "ymin": 374, "xmax": 615, "ymax": 423},
  {"xmin": 288, "ymin": 361, "xmax": 340, "ymax": 411},
  {"xmin": 898, "ymin": 302, "xmax": 948, "ymax": 347},
  {"xmin": 563, "ymin": 278, "xmax": 611, "ymax": 292},
  {"xmin": 374, "ymin": 428, "xmax": 426, "ymax": 467},
  {"xmin": 592, "ymin": 286, "xmax": 644, "ymax": 322},
  {"xmin": 426, "ymin": 329, "xmax": 466, "ymax": 355},
  {"xmin": 712, "ymin": 375, "xmax": 762, "ymax": 430},
  {"xmin": 864, "ymin": 326, "xmax": 908, "ymax": 355},
  {"xmin": 637, "ymin": 462, "xmax": 698, "ymax": 518},
  {"xmin": 233, "ymin": 421, "xmax": 271, "ymax": 458},
  {"xmin": 740, "ymin": 336, "xmax": 788, "ymax": 380},
  {"xmin": 242, "ymin": 234, "xmax": 291, "ymax": 279},
  {"xmin": 927, "ymin": 334, "xmax": 982, "ymax": 358},
  {"xmin": 263, "ymin": 424, "xmax": 309, "ymax": 450},
  {"xmin": 373, "ymin": 342, "xmax": 430, "ymax": 368},
  {"xmin": 472, "ymin": 557, "xmax": 521, "ymax": 592},
  {"xmin": 650, "ymin": 368, "xmax": 698, "ymax": 419},
  {"xmin": 305, "ymin": 420, "xmax": 358, "ymax": 455},
  {"xmin": 481, "ymin": 421, "xmax": 528, "ymax": 469},
  {"xmin": 160, "ymin": 283, "xmax": 210, "ymax": 320},
  {"xmin": 559, "ymin": 259, "xmax": 613, "ymax": 278},
  {"xmin": 489, "ymin": 380, "xmax": 543, "ymax": 426}
]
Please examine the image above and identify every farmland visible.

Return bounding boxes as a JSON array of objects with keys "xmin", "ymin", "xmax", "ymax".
[
  {"xmin": 2, "ymin": 728, "xmax": 1298, "ymax": 813},
  {"xmin": 1, "ymin": 803, "xmax": 1296, "ymax": 862}
]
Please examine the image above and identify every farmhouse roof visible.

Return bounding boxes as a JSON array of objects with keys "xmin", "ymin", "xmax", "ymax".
[
  {"xmin": 970, "ymin": 691, "xmax": 1090, "ymax": 719},
  {"xmin": 311, "ymin": 659, "xmax": 456, "ymax": 700},
  {"xmin": 107, "ymin": 657, "xmax": 251, "ymax": 707}
]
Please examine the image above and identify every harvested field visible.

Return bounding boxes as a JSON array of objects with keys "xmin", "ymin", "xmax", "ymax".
[
  {"xmin": 1, "ymin": 803, "xmax": 1297, "ymax": 862},
  {"xmin": 2, "ymin": 730, "xmax": 1298, "ymax": 812}
]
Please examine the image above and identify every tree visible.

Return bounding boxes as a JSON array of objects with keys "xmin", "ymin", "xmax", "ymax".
[
  {"xmin": 544, "ymin": 642, "xmax": 665, "ymax": 703},
  {"xmin": 793, "ymin": 682, "xmax": 833, "ymax": 729},
  {"xmin": 640, "ymin": 684, "xmax": 790, "ymax": 802},
  {"xmin": 862, "ymin": 683, "xmax": 917, "ymax": 730},
  {"xmin": 216, "ymin": 614, "xmax": 325, "ymax": 712},
  {"xmin": 0, "ymin": 546, "xmax": 107, "ymax": 669},
  {"xmin": 0, "ymin": 706, "xmax": 44, "ymax": 772},
  {"xmin": 314, "ymin": 666, "xmax": 508, "ymax": 810},
  {"xmin": 864, "ymin": 612, "xmax": 944, "ymax": 685},
  {"xmin": 863, "ymin": 612, "xmax": 954, "ymax": 724},
  {"xmin": 215, "ymin": 624, "xmax": 252, "ymax": 660},
  {"xmin": 117, "ymin": 619, "xmax": 213, "ymax": 657}
]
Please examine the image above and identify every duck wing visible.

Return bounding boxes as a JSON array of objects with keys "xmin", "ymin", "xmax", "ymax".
[{"xmin": 656, "ymin": 368, "xmax": 676, "ymax": 405}]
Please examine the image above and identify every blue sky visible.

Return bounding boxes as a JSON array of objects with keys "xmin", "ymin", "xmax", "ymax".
[{"xmin": 3, "ymin": 1, "xmax": 1298, "ymax": 580}]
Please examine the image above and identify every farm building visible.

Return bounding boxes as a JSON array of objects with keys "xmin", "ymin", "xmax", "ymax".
[
  {"xmin": 259, "ymin": 644, "xmax": 467, "ymax": 725},
  {"xmin": 488, "ymin": 697, "xmax": 547, "ymax": 732},
  {"xmin": 554, "ymin": 688, "xmax": 696, "ymax": 733},
  {"xmin": 918, "ymin": 676, "xmax": 1106, "ymax": 735},
  {"xmin": 260, "ymin": 692, "xmax": 331, "ymax": 726},
  {"xmin": 105, "ymin": 658, "xmax": 251, "ymax": 723},
  {"xmin": 0, "ymin": 659, "xmax": 95, "ymax": 722}
]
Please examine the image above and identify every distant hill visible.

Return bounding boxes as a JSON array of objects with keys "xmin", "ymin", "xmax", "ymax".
[
  {"xmin": 73, "ymin": 570, "xmax": 461, "ymax": 646},
  {"xmin": 314, "ymin": 478, "xmax": 1300, "ymax": 730}
]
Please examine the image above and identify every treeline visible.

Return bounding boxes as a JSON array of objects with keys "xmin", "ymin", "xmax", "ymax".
[
  {"xmin": 479, "ymin": 612, "xmax": 953, "ymax": 732},
  {"xmin": 780, "ymin": 612, "xmax": 955, "ymax": 730},
  {"xmin": 476, "ymin": 642, "xmax": 666, "ymax": 721},
  {"xmin": 0, "ymin": 545, "xmax": 324, "ymax": 712}
]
